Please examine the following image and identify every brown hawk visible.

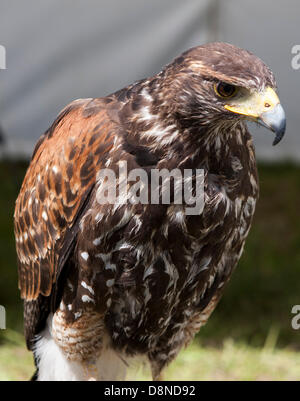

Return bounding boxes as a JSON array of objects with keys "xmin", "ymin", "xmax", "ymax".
[{"xmin": 14, "ymin": 42, "xmax": 286, "ymax": 380}]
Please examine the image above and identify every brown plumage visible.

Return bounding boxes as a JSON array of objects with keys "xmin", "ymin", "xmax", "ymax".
[{"xmin": 14, "ymin": 42, "xmax": 286, "ymax": 380}]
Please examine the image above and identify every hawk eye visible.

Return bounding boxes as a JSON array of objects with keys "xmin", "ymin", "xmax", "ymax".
[{"xmin": 214, "ymin": 82, "xmax": 237, "ymax": 98}]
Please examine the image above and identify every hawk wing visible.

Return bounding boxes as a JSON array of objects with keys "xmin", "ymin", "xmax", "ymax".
[{"xmin": 14, "ymin": 97, "xmax": 117, "ymax": 346}]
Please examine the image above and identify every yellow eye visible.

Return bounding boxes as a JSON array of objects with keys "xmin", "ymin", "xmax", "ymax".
[{"xmin": 214, "ymin": 82, "xmax": 238, "ymax": 98}]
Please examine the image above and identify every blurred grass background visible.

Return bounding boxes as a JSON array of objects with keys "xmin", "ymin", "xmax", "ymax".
[{"xmin": 0, "ymin": 160, "xmax": 299, "ymax": 380}]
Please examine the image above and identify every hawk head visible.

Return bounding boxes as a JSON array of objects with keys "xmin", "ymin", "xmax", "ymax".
[{"xmin": 163, "ymin": 42, "xmax": 286, "ymax": 145}]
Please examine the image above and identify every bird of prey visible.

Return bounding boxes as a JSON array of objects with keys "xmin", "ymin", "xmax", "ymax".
[{"xmin": 14, "ymin": 42, "xmax": 286, "ymax": 381}]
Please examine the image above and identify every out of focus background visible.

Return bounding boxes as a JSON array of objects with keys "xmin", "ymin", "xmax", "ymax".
[{"xmin": 0, "ymin": 0, "xmax": 300, "ymax": 380}]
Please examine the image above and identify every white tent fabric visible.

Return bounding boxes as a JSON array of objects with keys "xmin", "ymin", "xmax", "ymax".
[
  {"xmin": 0, "ymin": 0, "xmax": 299, "ymax": 160},
  {"xmin": 219, "ymin": 0, "xmax": 300, "ymax": 161}
]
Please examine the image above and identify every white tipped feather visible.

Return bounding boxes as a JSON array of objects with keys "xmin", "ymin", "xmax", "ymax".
[{"xmin": 33, "ymin": 315, "xmax": 127, "ymax": 381}]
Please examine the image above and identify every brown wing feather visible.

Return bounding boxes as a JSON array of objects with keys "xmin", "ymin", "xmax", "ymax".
[{"xmin": 14, "ymin": 98, "xmax": 116, "ymax": 302}]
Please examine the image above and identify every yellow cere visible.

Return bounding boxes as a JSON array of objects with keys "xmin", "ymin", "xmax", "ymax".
[{"xmin": 224, "ymin": 87, "xmax": 280, "ymax": 118}]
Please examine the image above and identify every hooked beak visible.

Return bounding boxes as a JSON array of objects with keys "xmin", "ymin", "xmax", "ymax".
[
  {"xmin": 258, "ymin": 103, "xmax": 286, "ymax": 146},
  {"xmin": 224, "ymin": 87, "xmax": 286, "ymax": 145}
]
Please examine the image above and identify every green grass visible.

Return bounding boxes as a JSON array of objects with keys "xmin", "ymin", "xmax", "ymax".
[
  {"xmin": 0, "ymin": 330, "xmax": 34, "ymax": 381},
  {"xmin": 0, "ymin": 160, "xmax": 300, "ymax": 380},
  {"xmin": 2, "ymin": 329, "xmax": 300, "ymax": 381}
]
